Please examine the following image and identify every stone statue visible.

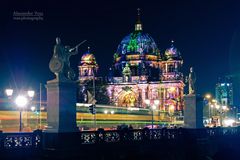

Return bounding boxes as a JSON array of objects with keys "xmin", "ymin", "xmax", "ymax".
[
  {"xmin": 186, "ymin": 67, "xmax": 196, "ymax": 94},
  {"xmin": 49, "ymin": 37, "xmax": 86, "ymax": 81},
  {"xmin": 122, "ymin": 63, "xmax": 131, "ymax": 82}
]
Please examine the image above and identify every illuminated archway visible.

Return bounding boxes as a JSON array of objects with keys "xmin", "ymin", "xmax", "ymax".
[{"xmin": 117, "ymin": 90, "xmax": 137, "ymax": 107}]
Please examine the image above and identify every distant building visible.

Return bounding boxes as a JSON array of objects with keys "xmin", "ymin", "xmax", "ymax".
[{"xmin": 215, "ymin": 77, "xmax": 233, "ymax": 107}]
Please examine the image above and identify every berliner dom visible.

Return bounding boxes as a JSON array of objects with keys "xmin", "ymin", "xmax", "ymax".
[{"xmin": 78, "ymin": 9, "xmax": 184, "ymax": 115}]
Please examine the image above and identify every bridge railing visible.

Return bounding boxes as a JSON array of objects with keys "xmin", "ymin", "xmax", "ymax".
[
  {"xmin": 81, "ymin": 128, "xmax": 188, "ymax": 144},
  {"xmin": 0, "ymin": 130, "xmax": 42, "ymax": 150},
  {"xmin": 206, "ymin": 127, "xmax": 240, "ymax": 136},
  {"xmin": 0, "ymin": 127, "xmax": 240, "ymax": 149},
  {"xmin": 80, "ymin": 127, "xmax": 240, "ymax": 144}
]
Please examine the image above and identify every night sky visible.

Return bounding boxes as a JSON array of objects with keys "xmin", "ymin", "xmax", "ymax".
[{"xmin": 1, "ymin": 0, "xmax": 240, "ymax": 104}]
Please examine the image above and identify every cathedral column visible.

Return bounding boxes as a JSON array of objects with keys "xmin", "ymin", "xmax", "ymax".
[
  {"xmin": 162, "ymin": 88, "xmax": 166, "ymax": 111},
  {"xmin": 138, "ymin": 88, "xmax": 141, "ymax": 107},
  {"xmin": 139, "ymin": 85, "xmax": 148, "ymax": 108}
]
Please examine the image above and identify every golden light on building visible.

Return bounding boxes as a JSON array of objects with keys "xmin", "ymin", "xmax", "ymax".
[
  {"xmin": 168, "ymin": 87, "xmax": 176, "ymax": 92},
  {"xmin": 169, "ymin": 105, "xmax": 175, "ymax": 111}
]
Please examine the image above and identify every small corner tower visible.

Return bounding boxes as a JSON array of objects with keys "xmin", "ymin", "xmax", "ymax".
[
  {"xmin": 159, "ymin": 41, "xmax": 184, "ymax": 111},
  {"xmin": 78, "ymin": 47, "xmax": 98, "ymax": 82}
]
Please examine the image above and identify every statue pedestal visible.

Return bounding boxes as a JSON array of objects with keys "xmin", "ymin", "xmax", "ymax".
[
  {"xmin": 43, "ymin": 79, "xmax": 79, "ymax": 149},
  {"xmin": 45, "ymin": 79, "xmax": 78, "ymax": 132},
  {"xmin": 184, "ymin": 94, "xmax": 204, "ymax": 128}
]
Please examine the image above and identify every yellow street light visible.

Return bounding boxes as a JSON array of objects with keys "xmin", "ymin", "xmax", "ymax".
[
  {"xmin": 104, "ymin": 110, "xmax": 108, "ymax": 114},
  {"xmin": 212, "ymin": 99, "xmax": 217, "ymax": 103},
  {"xmin": 205, "ymin": 94, "xmax": 211, "ymax": 99}
]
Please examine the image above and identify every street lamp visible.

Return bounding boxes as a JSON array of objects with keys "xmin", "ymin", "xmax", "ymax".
[
  {"xmin": 222, "ymin": 105, "xmax": 227, "ymax": 110},
  {"xmin": 212, "ymin": 99, "xmax": 217, "ymax": 103},
  {"xmin": 219, "ymin": 105, "xmax": 229, "ymax": 126},
  {"xmin": 204, "ymin": 94, "xmax": 212, "ymax": 122},
  {"xmin": 215, "ymin": 104, "xmax": 220, "ymax": 109},
  {"xmin": 31, "ymin": 106, "xmax": 36, "ymax": 112},
  {"xmin": 15, "ymin": 95, "xmax": 28, "ymax": 107},
  {"xmin": 27, "ymin": 90, "xmax": 35, "ymax": 98},
  {"xmin": 145, "ymin": 99, "xmax": 158, "ymax": 129},
  {"xmin": 205, "ymin": 94, "xmax": 211, "ymax": 99},
  {"xmin": 151, "ymin": 105, "xmax": 157, "ymax": 129},
  {"xmin": 15, "ymin": 95, "xmax": 28, "ymax": 132},
  {"xmin": 5, "ymin": 89, "xmax": 35, "ymax": 132},
  {"xmin": 153, "ymin": 99, "xmax": 160, "ymax": 123},
  {"xmin": 5, "ymin": 89, "xmax": 13, "ymax": 97}
]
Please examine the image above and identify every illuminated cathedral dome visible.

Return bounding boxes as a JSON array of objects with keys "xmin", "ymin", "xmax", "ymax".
[
  {"xmin": 115, "ymin": 31, "xmax": 159, "ymax": 57},
  {"xmin": 113, "ymin": 9, "xmax": 160, "ymax": 72},
  {"xmin": 80, "ymin": 47, "xmax": 97, "ymax": 66},
  {"xmin": 164, "ymin": 41, "xmax": 182, "ymax": 61}
]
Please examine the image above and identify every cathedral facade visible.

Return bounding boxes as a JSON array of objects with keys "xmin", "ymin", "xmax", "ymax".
[{"xmin": 78, "ymin": 11, "xmax": 185, "ymax": 112}]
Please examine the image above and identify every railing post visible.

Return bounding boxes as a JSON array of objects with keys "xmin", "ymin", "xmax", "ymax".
[
  {"xmin": 142, "ymin": 127, "xmax": 150, "ymax": 141},
  {"xmin": 96, "ymin": 128, "xmax": 105, "ymax": 143},
  {"xmin": 33, "ymin": 129, "xmax": 42, "ymax": 149}
]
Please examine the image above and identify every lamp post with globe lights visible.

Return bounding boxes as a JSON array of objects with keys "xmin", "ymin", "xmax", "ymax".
[
  {"xmin": 15, "ymin": 95, "xmax": 28, "ymax": 132},
  {"xmin": 151, "ymin": 105, "xmax": 157, "ymax": 129},
  {"xmin": 154, "ymin": 100, "xmax": 160, "ymax": 122},
  {"xmin": 145, "ymin": 99, "xmax": 158, "ymax": 129},
  {"xmin": 219, "ymin": 105, "xmax": 229, "ymax": 126},
  {"xmin": 204, "ymin": 94, "xmax": 212, "ymax": 119},
  {"xmin": 5, "ymin": 89, "xmax": 35, "ymax": 132}
]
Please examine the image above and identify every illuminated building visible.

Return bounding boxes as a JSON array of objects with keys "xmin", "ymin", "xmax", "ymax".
[
  {"xmin": 159, "ymin": 43, "xmax": 184, "ymax": 111},
  {"xmin": 215, "ymin": 77, "xmax": 233, "ymax": 107},
  {"xmin": 78, "ymin": 10, "xmax": 185, "ymax": 111}
]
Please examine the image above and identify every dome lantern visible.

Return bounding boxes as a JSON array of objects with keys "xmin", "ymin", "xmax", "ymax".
[{"xmin": 135, "ymin": 8, "xmax": 142, "ymax": 31}]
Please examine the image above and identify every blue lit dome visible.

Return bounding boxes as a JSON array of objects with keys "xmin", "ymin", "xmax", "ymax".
[
  {"xmin": 116, "ymin": 31, "xmax": 159, "ymax": 56},
  {"xmin": 164, "ymin": 43, "xmax": 182, "ymax": 61},
  {"xmin": 113, "ymin": 10, "xmax": 160, "ymax": 64},
  {"xmin": 112, "ymin": 9, "xmax": 161, "ymax": 78},
  {"xmin": 113, "ymin": 31, "xmax": 160, "ymax": 66}
]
